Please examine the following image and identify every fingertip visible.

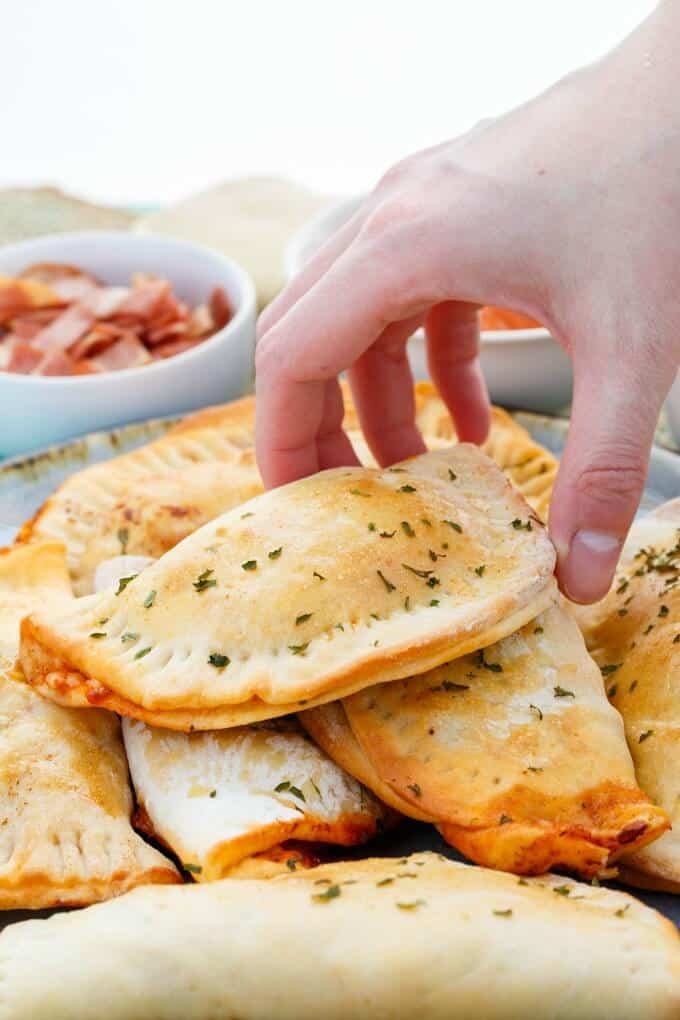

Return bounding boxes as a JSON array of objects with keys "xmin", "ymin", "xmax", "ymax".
[{"xmin": 555, "ymin": 529, "xmax": 622, "ymax": 604}]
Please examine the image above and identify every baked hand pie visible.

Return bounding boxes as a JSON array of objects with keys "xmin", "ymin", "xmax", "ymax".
[
  {"xmin": 1, "ymin": 853, "xmax": 678, "ymax": 1020},
  {"xmin": 0, "ymin": 543, "xmax": 179, "ymax": 909},
  {"xmin": 18, "ymin": 445, "xmax": 556, "ymax": 730},
  {"xmin": 123, "ymin": 715, "xmax": 392, "ymax": 880},
  {"xmin": 574, "ymin": 499, "xmax": 680, "ymax": 891},
  {"xmin": 16, "ymin": 384, "xmax": 557, "ymax": 597},
  {"xmin": 308, "ymin": 599, "xmax": 668, "ymax": 878}
]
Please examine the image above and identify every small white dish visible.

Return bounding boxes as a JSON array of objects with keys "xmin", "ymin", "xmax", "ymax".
[
  {"xmin": 285, "ymin": 196, "xmax": 573, "ymax": 414},
  {"xmin": 0, "ymin": 232, "xmax": 256, "ymax": 457}
]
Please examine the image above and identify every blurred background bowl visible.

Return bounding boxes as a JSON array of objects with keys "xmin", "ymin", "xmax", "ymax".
[
  {"xmin": 665, "ymin": 371, "xmax": 680, "ymax": 448},
  {"xmin": 285, "ymin": 196, "xmax": 573, "ymax": 414},
  {"xmin": 0, "ymin": 231, "xmax": 256, "ymax": 457}
]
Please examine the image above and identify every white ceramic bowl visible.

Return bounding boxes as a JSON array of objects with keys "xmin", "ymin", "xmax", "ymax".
[
  {"xmin": 0, "ymin": 232, "xmax": 256, "ymax": 457},
  {"xmin": 284, "ymin": 196, "xmax": 573, "ymax": 414}
]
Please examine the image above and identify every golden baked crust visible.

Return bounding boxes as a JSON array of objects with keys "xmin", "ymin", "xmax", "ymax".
[
  {"xmin": 18, "ymin": 445, "xmax": 556, "ymax": 730},
  {"xmin": 299, "ymin": 701, "xmax": 434, "ymax": 822},
  {"xmin": 17, "ymin": 384, "xmax": 557, "ymax": 596},
  {"xmin": 0, "ymin": 543, "xmax": 179, "ymax": 910},
  {"xmin": 0, "ymin": 853, "xmax": 678, "ymax": 1020},
  {"xmin": 122, "ymin": 715, "xmax": 392, "ymax": 880},
  {"xmin": 342, "ymin": 600, "xmax": 668, "ymax": 878},
  {"xmin": 575, "ymin": 500, "xmax": 680, "ymax": 890}
]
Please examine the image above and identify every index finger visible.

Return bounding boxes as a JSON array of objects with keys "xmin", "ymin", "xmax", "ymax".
[{"xmin": 255, "ymin": 235, "xmax": 436, "ymax": 487}]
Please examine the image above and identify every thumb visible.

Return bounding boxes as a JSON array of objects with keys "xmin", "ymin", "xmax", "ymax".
[{"xmin": 550, "ymin": 348, "xmax": 666, "ymax": 604}]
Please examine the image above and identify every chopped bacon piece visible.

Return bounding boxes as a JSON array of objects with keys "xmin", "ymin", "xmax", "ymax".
[
  {"xmin": 0, "ymin": 276, "xmax": 61, "ymax": 322},
  {"xmin": 146, "ymin": 320, "xmax": 189, "ymax": 346},
  {"xmin": 209, "ymin": 285, "xmax": 232, "ymax": 330},
  {"xmin": 6, "ymin": 341, "xmax": 43, "ymax": 374},
  {"xmin": 90, "ymin": 333, "xmax": 152, "ymax": 372},
  {"xmin": 114, "ymin": 279, "xmax": 171, "ymax": 321},
  {"xmin": 10, "ymin": 308, "xmax": 64, "ymax": 341},
  {"xmin": 31, "ymin": 303, "xmax": 96, "ymax": 353},
  {"xmin": 69, "ymin": 323, "xmax": 125, "ymax": 360},
  {"xmin": 151, "ymin": 337, "xmax": 205, "ymax": 359},
  {"xmin": 35, "ymin": 349, "xmax": 77, "ymax": 376}
]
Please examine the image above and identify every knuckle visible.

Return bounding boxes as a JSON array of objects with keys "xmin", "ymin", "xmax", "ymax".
[
  {"xmin": 254, "ymin": 337, "xmax": 283, "ymax": 379},
  {"xmin": 573, "ymin": 459, "xmax": 647, "ymax": 509}
]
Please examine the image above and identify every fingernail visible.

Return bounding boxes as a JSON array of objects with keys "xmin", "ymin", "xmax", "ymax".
[{"xmin": 559, "ymin": 529, "xmax": 622, "ymax": 604}]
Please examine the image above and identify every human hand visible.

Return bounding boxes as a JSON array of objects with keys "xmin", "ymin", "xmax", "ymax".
[{"xmin": 255, "ymin": 2, "xmax": 680, "ymax": 603}]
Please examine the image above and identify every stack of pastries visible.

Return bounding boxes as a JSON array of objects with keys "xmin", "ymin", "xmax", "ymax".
[{"xmin": 0, "ymin": 383, "xmax": 678, "ymax": 1019}]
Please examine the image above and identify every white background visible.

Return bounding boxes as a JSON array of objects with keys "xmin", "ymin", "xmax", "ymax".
[{"xmin": 0, "ymin": 0, "xmax": 657, "ymax": 206}]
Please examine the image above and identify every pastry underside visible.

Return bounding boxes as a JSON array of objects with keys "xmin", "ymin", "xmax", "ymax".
[
  {"xmin": 122, "ymin": 715, "xmax": 392, "ymax": 880},
  {"xmin": 18, "ymin": 444, "xmax": 556, "ymax": 730},
  {"xmin": 16, "ymin": 384, "xmax": 557, "ymax": 597},
  {"xmin": 574, "ymin": 499, "xmax": 680, "ymax": 891},
  {"xmin": 0, "ymin": 853, "xmax": 678, "ymax": 1020},
  {"xmin": 339, "ymin": 600, "xmax": 668, "ymax": 879},
  {"xmin": 0, "ymin": 543, "xmax": 179, "ymax": 910}
]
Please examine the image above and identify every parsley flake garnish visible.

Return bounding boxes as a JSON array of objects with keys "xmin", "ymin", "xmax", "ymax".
[
  {"xmin": 377, "ymin": 570, "xmax": 396, "ymax": 593},
  {"xmin": 396, "ymin": 899, "xmax": 426, "ymax": 911},
  {"xmin": 241, "ymin": 560, "xmax": 257, "ymax": 571},
  {"xmin": 210, "ymin": 790, "xmax": 217, "ymax": 798},
  {"xmin": 208, "ymin": 653, "xmax": 230, "ymax": 669},
  {"xmin": 268, "ymin": 547, "xmax": 282, "ymax": 559},
  {"xmin": 376, "ymin": 877, "xmax": 394, "ymax": 886},
  {"xmin": 443, "ymin": 520, "xmax": 462, "ymax": 533},
  {"xmin": 554, "ymin": 685, "xmax": 575, "ymax": 699},
  {"xmin": 659, "ymin": 604, "xmax": 670, "ymax": 617},
  {"xmin": 289, "ymin": 643, "xmax": 309, "ymax": 656},
  {"xmin": 313, "ymin": 570, "xmax": 326, "ymax": 581},
  {"xmin": 184, "ymin": 863, "xmax": 202, "ymax": 874},
  {"xmin": 115, "ymin": 574, "xmax": 137, "ymax": 595},
  {"xmin": 401, "ymin": 521, "xmax": 415, "ymax": 538},
  {"xmin": 474, "ymin": 564, "xmax": 486, "ymax": 577},
  {"xmin": 601, "ymin": 663, "xmax": 622, "ymax": 678},
  {"xmin": 476, "ymin": 650, "xmax": 503, "ymax": 673},
  {"xmin": 134, "ymin": 647, "xmax": 152, "ymax": 660},
  {"xmin": 534, "ymin": 626, "xmax": 544, "ymax": 635},
  {"xmin": 286, "ymin": 858, "xmax": 298, "ymax": 871},
  {"xmin": 295, "ymin": 613, "xmax": 313, "ymax": 626},
  {"xmin": 639, "ymin": 729, "xmax": 654, "ymax": 743},
  {"xmin": 553, "ymin": 885, "xmax": 571, "ymax": 897},
  {"xmin": 117, "ymin": 527, "xmax": 129, "ymax": 553},
  {"xmin": 407, "ymin": 783, "xmax": 422, "ymax": 798},
  {"xmin": 629, "ymin": 680, "xmax": 638, "ymax": 692},
  {"xmin": 312, "ymin": 884, "xmax": 341, "ymax": 903},
  {"xmin": 89, "ymin": 631, "xmax": 107, "ymax": 639},
  {"xmin": 529, "ymin": 704, "xmax": 543, "ymax": 720},
  {"xmin": 143, "ymin": 590, "xmax": 156, "ymax": 608},
  {"xmin": 379, "ymin": 530, "xmax": 396, "ymax": 538},
  {"xmin": 615, "ymin": 904, "xmax": 631, "ymax": 918},
  {"xmin": 402, "ymin": 564, "xmax": 433, "ymax": 579},
  {"xmin": 398, "ymin": 484, "xmax": 416, "ymax": 493},
  {"xmin": 448, "ymin": 469, "xmax": 457, "ymax": 481},
  {"xmin": 241, "ymin": 512, "xmax": 254, "ymax": 518},
  {"xmin": 420, "ymin": 517, "xmax": 432, "ymax": 528},
  {"xmin": 499, "ymin": 814, "xmax": 512, "ymax": 825},
  {"xmin": 349, "ymin": 488, "xmax": 370, "ymax": 498},
  {"xmin": 511, "ymin": 518, "xmax": 533, "ymax": 531},
  {"xmin": 429, "ymin": 599, "xmax": 440, "ymax": 607},
  {"xmin": 607, "ymin": 683, "xmax": 618, "ymax": 699},
  {"xmin": 121, "ymin": 632, "xmax": 139, "ymax": 643},
  {"xmin": 493, "ymin": 909, "xmax": 513, "ymax": 917},
  {"xmin": 193, "ymin": 569, "xmax": 217, "ymax": 592}
]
